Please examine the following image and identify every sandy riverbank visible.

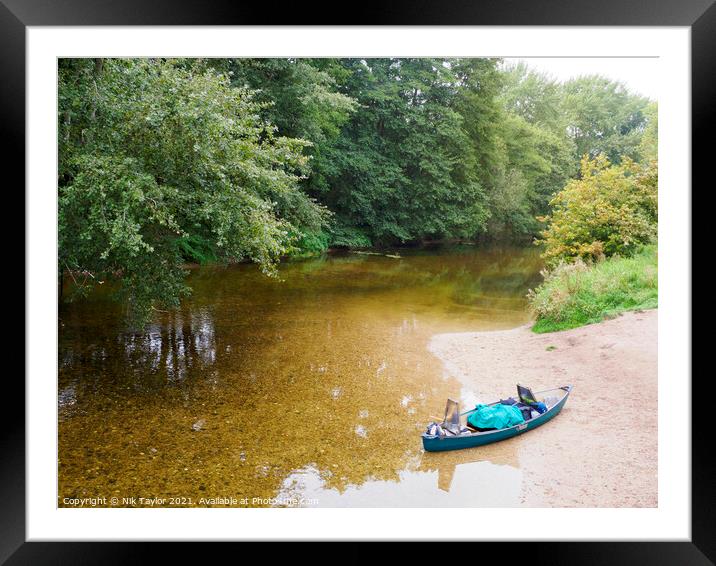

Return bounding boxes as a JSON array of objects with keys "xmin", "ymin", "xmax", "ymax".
[{"xmin": 429, "ymin": 309, "xmax": 658, "ymax": 507}]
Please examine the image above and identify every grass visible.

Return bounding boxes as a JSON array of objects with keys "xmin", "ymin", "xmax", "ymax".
[{"xmin": 528, "ymin": 245, "xmax": 657, "ymax": 333}]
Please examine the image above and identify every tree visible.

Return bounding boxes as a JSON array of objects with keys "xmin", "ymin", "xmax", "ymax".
[
  {"xmin": 313, "ymin": 58, "xmax": 496, "ymax": 246},
  {"xmin": 638, "ymin": 101, "xmax": 658, "ymax": 163},
  {"xmin": 214, "ymin": 59, "xmax": 357, "ymax": 145},
  {"xmin": 536, "ymin": 155, "xmax": 658, "ymax": 264},
  {"xmin": 209, "ymin": 58, "xmax": 359, "ymax": 251},
  {"xmin": 561, "ymin": 75, "xmax": 651, "ymax": 165},
  {"xmin": 59, "ymin": 58, "xmax": 328, "ymax": 325},
  {"xmin": 485, "ymin": 63, "xmax": 576, "ymax": 238},
  {"xmin": 499, "ymin": 61, "xmax": 565, "ymax": 133}
]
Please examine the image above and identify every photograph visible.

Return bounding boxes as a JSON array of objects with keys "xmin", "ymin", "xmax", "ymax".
[
  {"xmin": 56, "ymin": 55, "xmax": 659, "ymax": 509},
  {"xmin": 6, "ymin": 5, "xmax": 707, "ymax": 556}
]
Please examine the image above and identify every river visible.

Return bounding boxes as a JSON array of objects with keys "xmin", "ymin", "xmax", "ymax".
[{"xmin": 58, "ymin": 245, "xmax": 543, "ymax": 507}]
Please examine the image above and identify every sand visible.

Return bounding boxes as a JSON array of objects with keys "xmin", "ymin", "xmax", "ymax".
[{"xmin": 429, "ymin": 309, "xmax": 658, "ymax": 507}]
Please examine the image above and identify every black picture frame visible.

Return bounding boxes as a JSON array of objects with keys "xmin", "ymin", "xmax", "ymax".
[{"xmin": 6, "ymin": 0, "xmax": 710, "ymax": 562}]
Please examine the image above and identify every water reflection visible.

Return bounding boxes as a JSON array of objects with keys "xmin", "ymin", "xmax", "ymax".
[
  {"xmin": 58, "ymin": 245, "xmax": 542, "ymax": 506},
  {"xmin": 276, "ymin": 459, "xmax": 522, "ymax": 507},
  {"xmin": 59, "ymin": 307, "xmax": 220, "ymax": 406}
]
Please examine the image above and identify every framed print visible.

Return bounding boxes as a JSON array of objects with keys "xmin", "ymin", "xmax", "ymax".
[{"xmin": 6, "ymin": 0, "xmax": 712, "ymax": 562}]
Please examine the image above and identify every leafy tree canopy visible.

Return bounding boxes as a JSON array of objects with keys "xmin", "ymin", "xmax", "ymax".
[
  {"xmin": 58, "ymin": 57, "xmax": 658, "ymax": 326},
  {"xmin": 561, "ymin": 75, "xmax": 651, "ymax": 164},
  {"xmin": 499, "ymin": 61, "xmax": 565, "ymax": 133},
  {"xmin": 59, "ymin": 58, "xmax": 328, "ymax": 325}
]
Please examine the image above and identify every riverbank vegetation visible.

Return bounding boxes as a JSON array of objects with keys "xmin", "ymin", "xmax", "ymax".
[
  {"xmin": 528, "ymin": 245, "xmax": 657, "ymax": 333},
  {"xmin": 528, "ymin": 148, "xmax": 658, "ymax": 331},
  {"xmin": 536, "ymin": 154, "xmax": 657, "ymax": 265},
  {"xmin": 59, "ymin": 58, "xmax": 656, "ymax": 325}
]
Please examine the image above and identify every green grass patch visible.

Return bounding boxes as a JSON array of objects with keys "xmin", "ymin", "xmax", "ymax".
[{"xmin": 528, "ymin": 245, "xmax": 657, "ymax": 333}]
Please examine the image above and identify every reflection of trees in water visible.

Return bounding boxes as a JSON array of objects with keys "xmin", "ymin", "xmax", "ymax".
[
  {"xmin": 58, "ymin": 246, "xmax": 543, "ymax": 503},
  {"xmin": 358, "ymin": 246, "xmax": 544, "ymax": 312},
  {"xmin": 269, "ymin": 246, "xmax": 543, "ymax": 303},
  {"xmin": 59, "ymin": 306, "xmax": 222, "ymax": 415},
  {"xmin": 59, "ymin": 300, "xmax": 460, "ymax": 503},
  {"xmin": 122, "ymin": 308, "xmax": 218, "ymax": 383}
]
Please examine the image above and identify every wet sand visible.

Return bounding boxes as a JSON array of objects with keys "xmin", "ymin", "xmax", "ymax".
[{"xmin": 429, "ymin": 309, "xmax": 658, "ymax": 507}]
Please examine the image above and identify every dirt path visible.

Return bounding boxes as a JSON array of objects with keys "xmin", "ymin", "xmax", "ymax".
[{"xmin": 429, "ymin": 309, "xmax": 657, "ymax": 507}]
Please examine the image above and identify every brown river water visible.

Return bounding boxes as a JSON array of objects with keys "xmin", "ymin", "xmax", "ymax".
[{"xmin": 58, "ymin": 245, "xmax": 543, "ymax": 507}]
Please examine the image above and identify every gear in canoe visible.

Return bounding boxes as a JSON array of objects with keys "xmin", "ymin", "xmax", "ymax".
[{"xmin": 422, "ymin": 384, "xmax": 572, "ymax": 452}]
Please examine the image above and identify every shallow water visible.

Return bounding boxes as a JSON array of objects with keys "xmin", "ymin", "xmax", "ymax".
[{"xmin": 58, "ymin": 245, "xmax": 542, "ymax": 507}]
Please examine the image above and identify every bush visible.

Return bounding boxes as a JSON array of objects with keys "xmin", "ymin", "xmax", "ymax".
[
  {"xmin": 293, "ymin": 229, "xmax": 331, "ymax": 256},
  {"xmin": 175, "ymin": 235, "xmax": 218, "ymax": 264},
  {"xmin": 328, "ymin": 225, "xmax": 372, "ymax": 249},
  {"xmin": 536, "ymin": 155, "xmax": 657, "ymax": 265},
  {"xmin": 528, "ymin": 245, "xmax": 657, "ymax": 333}
]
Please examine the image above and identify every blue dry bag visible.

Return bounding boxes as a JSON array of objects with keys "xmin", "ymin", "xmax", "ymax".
[{"xmin": 467, "ymin": 403, "xmax": 525, "ymax": 430}]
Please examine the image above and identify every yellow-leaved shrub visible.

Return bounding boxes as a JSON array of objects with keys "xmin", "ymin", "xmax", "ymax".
[{"xmin": 536, "ymin": 154, "xmax": 657, "ymax": 265}]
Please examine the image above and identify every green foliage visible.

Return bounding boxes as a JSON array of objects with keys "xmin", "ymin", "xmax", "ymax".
[
  {"xmin": 58, "ymin": 57, "xmax": 659, "ymax": 327},
  {"xmin": 490, "ymin": 64, "xmax": 654, "ymax": 240},
  {"xmin": 313, "ymin": 58, "xmax": 495, "ymax": 245},
  {"xmin": 293, "ymin": 229, "xmax": 331, "ymax": 256},
  {"xmin": 452, "ymin": 58, "xmax": 505, "ymax": 195},
  {"xmin": 175, "ymin": 235, "xmax": 218, "ymax": 264},
  {"xmin": 561, "ymin": 75, "xmax": 650, "ymax": 165},
  {"xmin": 499, "ymin": 61, "xmax": 565, "ymax": 133},
  {"xmin": 486, "ymin": 111, "xmax": 575, "ymax": 238},
  {"xmin": 485, "ymin": 167, "xmax": 533, "ymax": 236},
  {"xmin": 216, "ymin": 58, "xmax": 358, "ymax": 146},
  {"xmin": 482, "ymin": 62, "xmax": 578, "ymax": 239},
  {"xmin": 59, "ymin": 58, "xmax": 327, "ymax": 325},
  {"xmin": 528, "ymin": 245, "xmax": 657, "ymax": 333},
  {"xmin": 536, "ymin": 155, "xmax": 658, "ymax": 265},
  {"xmin": 328, "ymin": 224, "xmax": 372, "ymax": 249},
  {"xmin": 639, "ymin": 102, "xmax": 658, "ymax": 162}
]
